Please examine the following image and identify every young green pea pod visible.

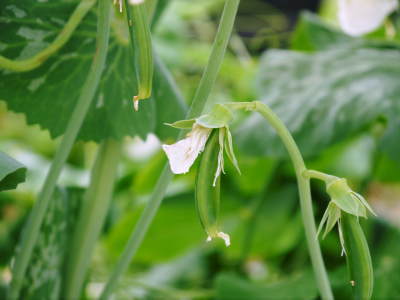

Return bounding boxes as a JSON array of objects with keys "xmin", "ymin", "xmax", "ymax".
[
  {"xmin": 124, "ymin": 0, "xmax": 153, "ymax": 111},
  {"xmin": 195, "ymin": 130, "xmax": 230, "ymax": 247},
  {"xmin": 341, "ymin": 213, "xmax": 373, "ymax": 300}
]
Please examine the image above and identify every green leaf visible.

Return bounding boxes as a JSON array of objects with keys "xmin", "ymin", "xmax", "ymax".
[
  {"xmin": 379, "ymin": 119, "xmax": 400, "ymax": 164},
  {"xmin": 225, "ymin": 186, "xmax": 302, "ymax": 259},
  {"xmin": 214, "ymin": 271, "xmax": 317, "ymax": 300},
  {"xmin": 291, "ymin": 12, "xmax": 355, "ymax": 52},
  {"xmin": 236, "ymin": 46, "xmax": 400, "ymax": 158},
  {"xmin": 291, "ymin": 12, "xmax": 400, "ymax": 52},
  {"xmin": 0, "ymin": 0, "xmax": 186, "ymax": 142},
  {"xmin": 104, "ymin": 192, "xmax": 205, "ymax": 263},
  {"xmin": 373, "ymin": 223, "xmax": 400, "ymax": 298},
  {"xmin": 0, "ymin": 151, "xmax": 26, "ymax": 191},
  {"xmin": 20, "ymin": 187, "xmax": 82, "ymax": 300}
]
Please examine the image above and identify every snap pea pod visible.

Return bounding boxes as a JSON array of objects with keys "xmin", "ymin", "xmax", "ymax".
[
  {"xmin": 124, "ymin": 0, "xmax": 153, "ymax": 111},
  {"xmin": 341, "ymin": 213, "xmax": 373, "ymax": 300},
  {"xmin": 195, "ymin": 131, "xmax": 223, "ymax": 242}
]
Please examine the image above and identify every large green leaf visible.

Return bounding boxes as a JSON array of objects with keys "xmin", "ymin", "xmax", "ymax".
[
  {"xmin": 104, "ymin": 192, "xmax": 205, "ymax": 264},
  {"xmin": 0, "ymin": 0, "xmax": 186, "ymax": 142},
  {"xmin": 236, "ymin": 46, "xmax": 400, "ymax": 158},
  {"xmin": 215, "ymin": 271, "xmax": 317, "ymax": 300},
  {"xmin": 0, "ymin": 151, "xmax": 26, "ymax": 191},
  {"xmin": 225, "ymin": 186, "xmax": 303, "ymax": 260}
]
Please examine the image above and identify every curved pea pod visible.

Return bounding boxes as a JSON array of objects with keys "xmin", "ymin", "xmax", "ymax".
[
  {"xmin": 195, "ymin": 131, "xmax": 230, "ymax": 246},
  {"xmin": 341, "ymin": 213, "xmax": 373, "ymax": 300}
]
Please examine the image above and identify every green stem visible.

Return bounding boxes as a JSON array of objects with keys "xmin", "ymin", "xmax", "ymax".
[
  {"xmin": 304, "ymin": 170, "xmax": 337, "ymax": 183},
  {"xmin": 99, "ymin": 1, "xmax": 240, "ymax": 298},
  {"xmin": 186, "ymin": 0, "xmax": 240, "ymax": 118},
  {"xmin": 64, "ymin": 139, "xmax": 121, "ymax": 299},
  {"xmin": 227, "ymin": 101, "xmax": 334, "ymax": 300},
  {"xmin": 0, "ymin": 0, "xmax": 96, "ymax": 72},
  {"xmin": 7, "ymin": 1, "xmax": 112, "ymax": 299}
]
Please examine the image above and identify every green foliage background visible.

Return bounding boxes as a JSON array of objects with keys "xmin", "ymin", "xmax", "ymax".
[{"xmin": 1, "ymin": 0, "xmax": 400, "ymax": 299}]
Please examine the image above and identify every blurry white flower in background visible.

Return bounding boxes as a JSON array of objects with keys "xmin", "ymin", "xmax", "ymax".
[
  {"xmin": 338, "ymin": 0, "xmax": 398, "ymax": 36},
  {"xmin": 126, "ymin": 134, "xmax": 161, "ymax": 161}
]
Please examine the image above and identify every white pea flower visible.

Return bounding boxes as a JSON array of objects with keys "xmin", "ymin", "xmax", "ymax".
[
  {"xmin": 338, "ymin": 0, "xmax": 398, "ymax": 36},
  {"xmin": 162, "ymin": 123, "xmax": 212, "ymax": 174},
  {"xmin": 162, "ymin": 104, "xmax": 240, "ymax": 182}
]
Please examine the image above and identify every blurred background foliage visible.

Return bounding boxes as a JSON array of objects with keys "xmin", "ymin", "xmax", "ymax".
[{"xmin": 1, "ymin": 0, "xmax": 400, "ymax": 299}]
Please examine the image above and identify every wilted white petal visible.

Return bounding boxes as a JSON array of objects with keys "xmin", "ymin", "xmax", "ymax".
[
  {"xmin": 162, "ymin": 124, "xmax": 212, "ymax": 174},
  {"xmin": 206, "ymin": 231, "xmax": 231, "ymax": 247},
  {"xmin": 338, "ymin": 0, "xmax": 398, "ymax": 36}
]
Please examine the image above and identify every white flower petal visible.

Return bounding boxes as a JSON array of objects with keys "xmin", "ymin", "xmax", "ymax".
[
  {"xmin": 162, "ymin": 124, "xmax": 212, "ymax": 174},
  {"xmin": 338, "ymin": 0, "xmax": 398, "ymax": 36}
]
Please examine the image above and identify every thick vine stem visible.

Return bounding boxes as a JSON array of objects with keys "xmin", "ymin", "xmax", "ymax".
[
  {"xmin": 0, "ymin": 0, "xmax": 96, "ymax": 72},
  {"xmin": 226, "ymin": 101, "xmax": 334, "ymax": 300},
  {"xmin": 7, "ymin": 1, "xmax": 112, "ymax": 299},
  {"xmin": 64, "ymin": 139, "xmax": 121, "ymax": 300},
  {"xmin": 99, "ymin": 0, "xmax": 241, "ymax": 298}
]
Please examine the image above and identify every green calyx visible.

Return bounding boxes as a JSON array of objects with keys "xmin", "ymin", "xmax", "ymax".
[
  {"xmin": 315, "ymin": 174, "xmax": 376, "ymax": 246},
  {"xmin": 326, "ymin": 178, "xmax": 375, "ymax": 218},
  {"xmin": 166, "ymin": 104, "xmax": 233, "ymax": 130},
  {"xmin": 317, "ymin": 202, "xmax": 341, "ymax": 239},
  {"xmin": 196, "ymin": 104, "xmax": 233, "ymax": 128}
]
